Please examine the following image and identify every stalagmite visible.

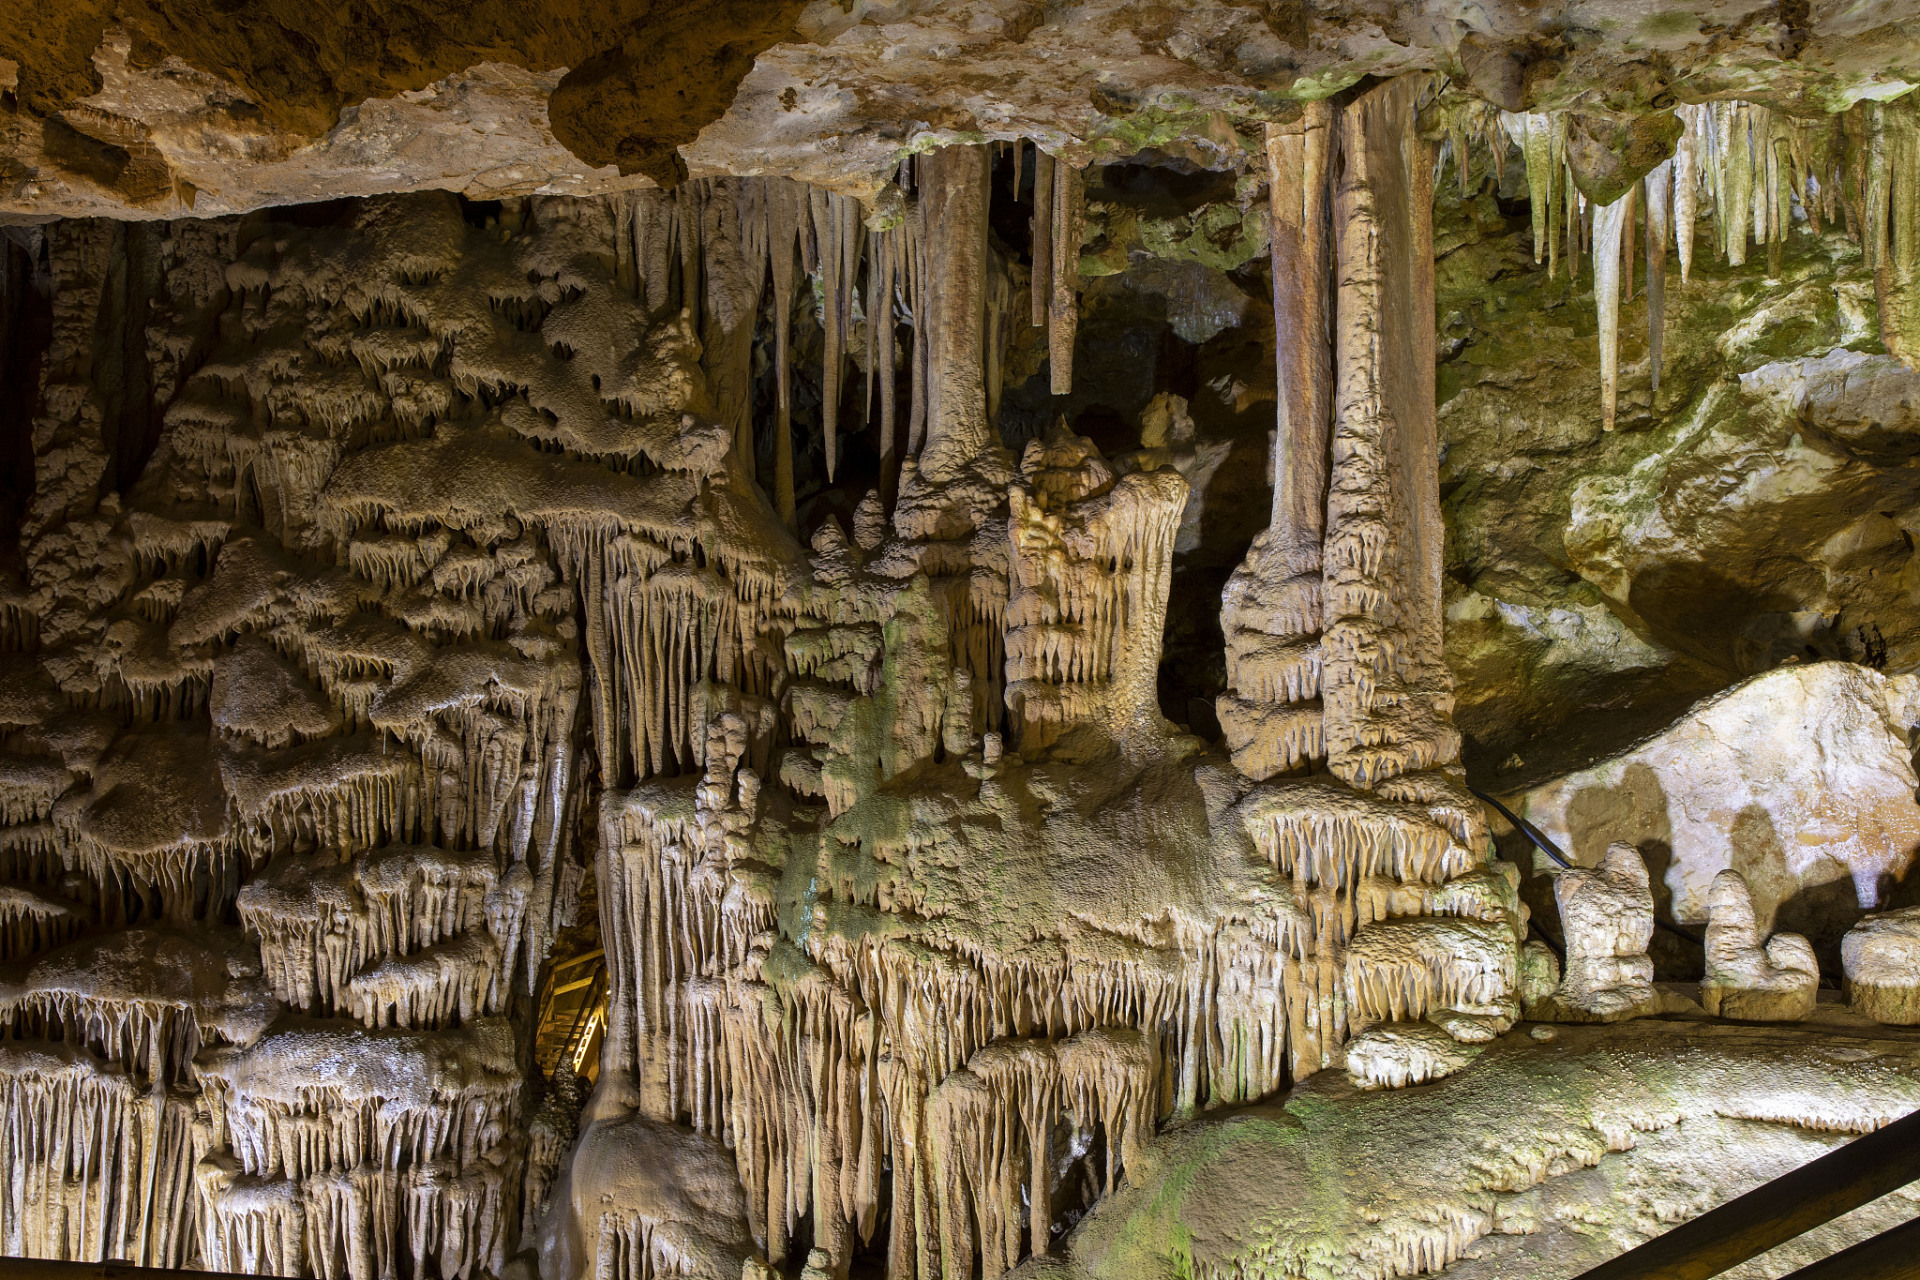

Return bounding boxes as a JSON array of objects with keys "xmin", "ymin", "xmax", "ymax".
[
  {"xmin": 1700, "ymin": 870, "xmax": 1817, "ymax": 1022},
  {"xmin": 1538, "ymin": 843, "xmax": 1662, "ymax": 1023},
  {"xmin": 1843, "ymin": 907, "xmax": 1920, "ymax": 1024}
]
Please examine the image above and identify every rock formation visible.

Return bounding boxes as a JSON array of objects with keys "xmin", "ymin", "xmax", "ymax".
[
  {"xmin": 1505, "ymin": 664, "xmax": 1920, "ymax": 968},
  {"xmin": 1535, "ymin": 842, "xmax": 1662, "ymax": 1023},
  {"xmin": 1845, "ymin": 908, "xmax": 1920, "ymax": 1026},
  {"xmin": 2, "ymin": 9, "xmax": 1920, "ymax": 1280},
  {"xmin": 1700, "ymin": 869, "xmax": 1818, "ymax": 1023}
]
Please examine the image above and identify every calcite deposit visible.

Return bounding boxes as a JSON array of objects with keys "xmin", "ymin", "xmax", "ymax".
[{"xmin": 3, "ymin": 6, "xmax": 1920, "ymax": 1280}]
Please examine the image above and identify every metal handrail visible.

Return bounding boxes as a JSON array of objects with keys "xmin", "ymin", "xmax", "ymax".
[
  {"xmin": 1775, "ymin": 1213, "xmax": 1920, "ymax": 1279},
  {"xmin": 1470, "ymin": 784, "xmax": 1702, "ymax": 946}
]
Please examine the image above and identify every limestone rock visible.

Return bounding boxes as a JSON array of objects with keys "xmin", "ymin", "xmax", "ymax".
[
  {"xmin": 1345, "ymin": 1019, "xmax": 1483, "ymax": 1090},
  {"xmin": 1038, "ymin": 1022, "xmax": 1920, "ymax": 1280},
  {"xmin": 1844, "ymin": 908, "xmax": 1920, "ymax": 1025},
  {"xmin": 1539, "ymin": 842, "xmax": 1660, "ymax": 1023},
  {"xmin": 7, "ymin": 2, "xmax": 1920, "ymax": 220},
  {"xmin": 541, "ymin": 1112, "xmax": 758, "ymax": 1280},
  {"xmin": 1436, "ymin": 157, "xmax": 1920, "ymax": 781},
  {"xmin": 1510, "ymin": 664, "xmax": 1920, "ymax": 964},
  {"xmin": 1701, "ymin": 869, "xmax": 1819, "ymax": 1023},
  {"xmin": 1517, "ymin": 940, "xmax": 1562, "ymax": 1018},
  {"xmin": 9, "ymin": 26, "xmax": 1920, "ymax": 1280}
]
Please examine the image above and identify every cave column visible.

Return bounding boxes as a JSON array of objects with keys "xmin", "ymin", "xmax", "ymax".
[
  {"xmin": 1270, "ymin": 102, "xmax": 1334, "ymax": 551},
  {"xmin": 915, "ymin": 145, "xmax": 995, "ymax": 484},
  {"xmin": 1320, "ymin": 74, "xmax": 1460, "ymax": 789},
  {"xmin": 1214, "ymin": 103, "xmax": 1334, "ymax": 781},
  {"xmin": 892, "ymin": 144, "xmax": 1015, "ymax": 736}
]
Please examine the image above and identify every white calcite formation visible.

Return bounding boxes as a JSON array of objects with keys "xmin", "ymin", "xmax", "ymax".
[
  {"xmin": 1701, "ymin": 869, "xmax": 1818, "ymax": 1023},
  {"xmin": 1537, "ymin": 843, "xmax": 1661, "ymax": 1024},
  {"xmin": 1844, "ymin": 908, "xmax": 1920, "ymax": 1026},
  {"xmin": 4, "ymin": 39, "xmax": 1920, "ymax": 1280},
  {"xmin": 1512, "ymin": 664, "xmax": 1920, "ymax": 958}
]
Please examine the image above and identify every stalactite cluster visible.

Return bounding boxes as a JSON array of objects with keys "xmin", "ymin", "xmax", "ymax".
[
  {"xmin": 7, "ymin": 40, "xmax": 1920, "ymax": 1280},
  {"xmin": 0, "ymin": 77, "xmax": 1520, "ymax": 1274},
  {"xmin": 1429, "ymin": 94, "xmax": 1920, "ymax": 430}
]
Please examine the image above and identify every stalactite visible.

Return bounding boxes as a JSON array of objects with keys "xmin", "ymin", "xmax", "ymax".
[
  {"xmin": 1593, "ymin": 193, "xmax": 1628, "ymax": 433},
  {"xmin": 1549, "ymin": 116, "xmax": 1567, "ymax": 278},
  {"xmin": 1048, "ymin": 158, "xmax": 1084, "ymax": 396},
  {"xmin": 1878, "ymin": 96, "xmax": 1920, "ymax": 366},
  {"xmin": 1031, "ymin": 151, "xmax": 1054, "ymax": 330},
  {"xmin": 907, "ymin": 161, "xmax": 931, "ymax": 459},
  {"xmin": 0, "ymin": 1043, "xmax": 200, "ymax": 1267},
  {"xmin": 1727, "ymin": 102, "xmax": 1754, "ymax": 267},
  {"xmin": 812, "ymin": 187, "xmax": 866, "ymax": 484},
  {"xmin": 1621, "ymin": 182, "xmax": 1637, "ymax": 304},
  {"xmin": 1511, "ymin": 113, "xmax": 1555, "ymax": 268},
  {"xmin": 767, "ymin": 180, "xmax": 805, "ymax": 530},
  {"xmin": 199, "ymin": 1018, "xmax": 519, "ymax": 1280},
  {"xmin": 872, "ymin": 227, "xmax": 900, "ymax": 508},
  {"xmin": 1675, "ymin": 108, "xmax": 1701, "ymax": 284},
  {"xmin": 916, "ymin": 146, "xmax": 995, "ymax": 480},
  {"xmin": 1644, "ymin": 159, "xmax": 1671, "ymax": 395}
]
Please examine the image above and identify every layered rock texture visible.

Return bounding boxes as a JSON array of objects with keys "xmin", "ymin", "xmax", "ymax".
[{"xmin": 2, "ymin": 7, "xmax": 1920, "ymax": 1280}]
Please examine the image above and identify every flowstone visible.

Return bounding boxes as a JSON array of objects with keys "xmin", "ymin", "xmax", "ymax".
[{"xmin": 1014, "ymin": 1021, "xmax": 1920, "ymax": 1280}]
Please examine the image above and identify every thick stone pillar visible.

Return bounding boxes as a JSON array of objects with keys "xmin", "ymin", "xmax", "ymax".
[
  {"xmin": 1321, "ymin": 75, "xmax": 1460, "ymax": 789},
  {"xmin": 1216, "ymin": 102, "xmax": 1333, "ymax": 780},
  {"xmin": 915, "ymin": 145, "xmax": 994, "ymax": 485}
]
